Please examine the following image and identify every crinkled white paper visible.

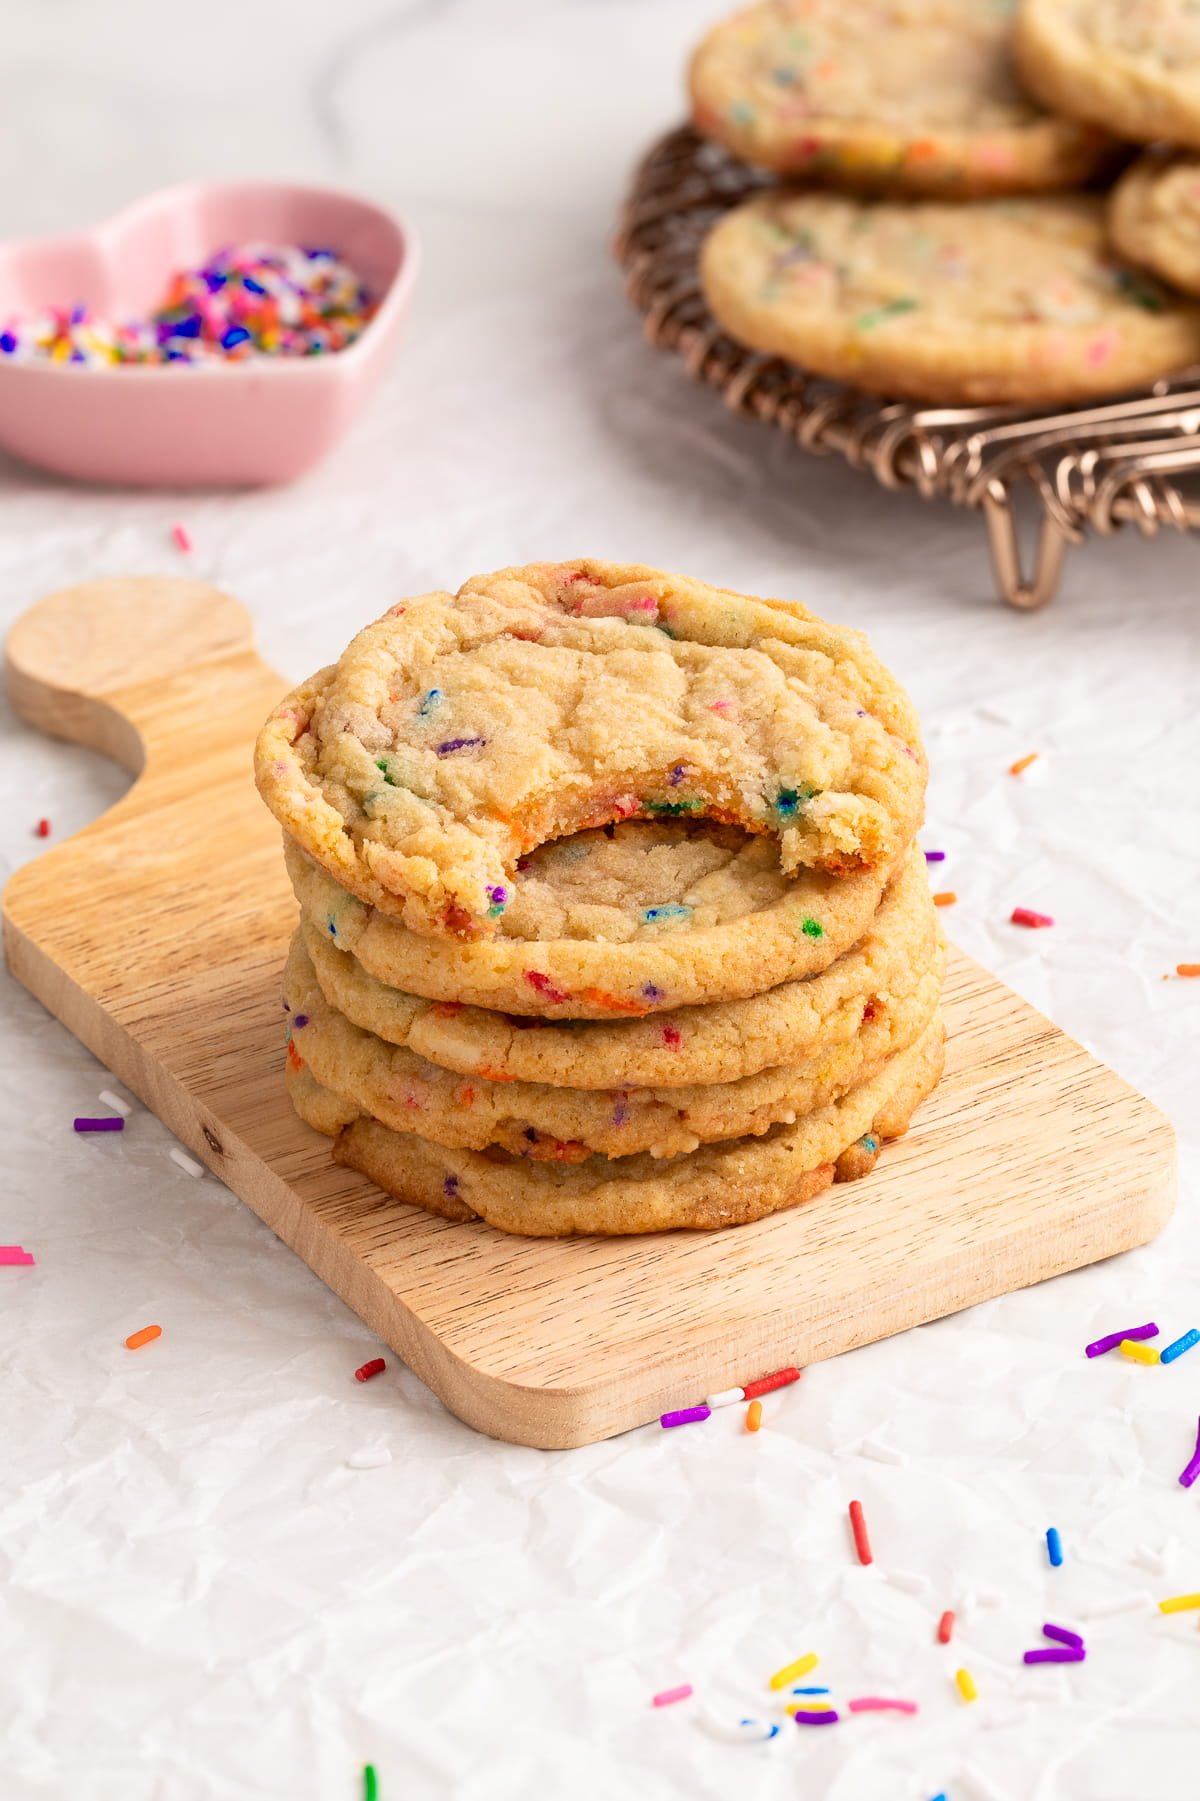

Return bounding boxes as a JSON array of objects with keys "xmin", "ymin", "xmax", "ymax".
[{"xmin": 1, "ymin": 3, "xmax": 1199, "ymax": 1797}]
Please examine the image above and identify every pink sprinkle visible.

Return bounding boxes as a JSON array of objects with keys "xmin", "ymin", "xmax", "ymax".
[
  {"xmin": 652, "ymin": 1684, "xmax": 693, "ymax": 1708},
  {"xmin": 1086, "ymin": 328, "xmax": 1120, "ymax": 368},
  {"xmin": 0, "ymin": 1246, "xmax": 36, "ymax": 1266},
  {"xmin": 524, "ymin": 970, "xmax": 570, "ymax": 1005},
  {"xmin": 847, "ymin": 1697, "xmax": 919, "ymax": 1715},
  {"xmin": 171, "ymin": 522, "xmax": 193, "ymax": 553},
  {"xmin": 1011, "ymin": 907, "xmax": 1054, "ymax": 929},
  {"xmin": 709, "ymin": 699, "xmax": 733, "ymax": 714}
]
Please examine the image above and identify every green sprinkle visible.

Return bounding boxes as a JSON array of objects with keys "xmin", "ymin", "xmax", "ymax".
[
  {"xmin": 854, "ymin": 297, "xmax": 918, "ymax": 333},
  {"xmin": 646, "ymin": 798, "xmax": 701, "ymax": 815},
  {"xmin": 800, "ymin": 917, "xmax": 824, "ymax": 940},
  {"xmin": 1115, "ymin": 268, "xmax": 1164, "ymax": 313},
  {"xmin": 729, "ymin": 101, "xmax": 755, "ymax": 126},
  {"xmin": 363, "ymin": 1765, "xmax": 378, "ymax": 1801},
  {"xmin": 375, "ymin": 757, "xmax": 399, "ymax": 786}
]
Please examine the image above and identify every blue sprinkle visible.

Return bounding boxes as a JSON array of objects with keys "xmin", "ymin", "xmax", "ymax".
[
  {"xmin": 774, "ymin": 784, "xmax": 817, "ymax": 819},
  {"xmin": 1161, "ymin": 1328, "xmax": 1200, "ymax": 1364},
  {"xmin": 1046, "ymin": 1526, "xmax": 1063, "ymax": 1568},
  {"xmin": 789, "ymin": 1687, "xmax": 829, "ymax": 1696},
  {"xmin": 643, "ymin": 903, "xmax": 693, "ymax": 924},
  {"xmin": 860, "ymin": 1135, "xmax": 877, "ymax": 1153},
  {"xmin": 221, "ymin": 324, "xmax": 251, "ymax": 350},
  {"xmin": 0, "ymin": 331, "xmax": 16, "ymax": 354},
  {"xmin": 241, "ymin": 275, "xmax": 267, "ymax": 295},
  {"xmin": 327, "ymin": 918, "xmax": 338, "ymax": 938},
  {"xmin": 443, "ymin": 1175, "xmax": 460, "ymax": 1198},
  {"xmin": 417, "ymin": 688, "xmax": 444, "ymax": 718}
]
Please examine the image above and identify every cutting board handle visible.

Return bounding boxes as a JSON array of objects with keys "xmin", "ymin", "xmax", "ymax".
[{"xmin": 5, "ymin": 576, "xmax": 261, "ymax": 774}]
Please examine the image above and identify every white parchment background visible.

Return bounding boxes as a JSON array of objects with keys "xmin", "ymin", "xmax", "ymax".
[{"xmin": 0, "ymin": 4, "xmax": 1198, "ymax": 1798}]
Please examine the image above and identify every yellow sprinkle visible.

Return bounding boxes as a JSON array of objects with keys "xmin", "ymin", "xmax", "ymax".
[
  {"xmin": 1158, "ymin": 1593, "xmax": 1200, "ymax": 1614},
  {"xmin": 955, "ymin": 1667, "xmax": 978, "ymax": 1703},
  {"xmin": 768, "ymin": 1652, "xmax": 819, "ymax": 1690},
  {"xmin": 1120, "ymin": 1339, "xmax": 1160, "ymax": 1364},
  {"xmin": 785, "ymin": 1701, "xmax": 833, "ymax": 1715}
]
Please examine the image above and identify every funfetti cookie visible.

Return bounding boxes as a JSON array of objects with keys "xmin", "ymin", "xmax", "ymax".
[
  {"xmin": 1110, "ymin": 151, "xmax": 1200, "ymax": 299},
  {"xmin": 284, "ymin": 927, "xmax": 944, "ymax": 1161},
  {"xmin": 255, "ymin": 561, "xmax": 926, "ymax": 939},
  {"xmin": 701, "ymin": 190, "xmax": 1200, "ymax": 406},
  {"xmin": 689, "ymin": 0, "xmax": 1116, "ymax": 195},
  {"xmin": 286, "ymin": 1014, "xmax": 946, "ymax": 1237},
  {"xmin": 284, "ymin": 824, "xmax": 902, "ymax": 1018},
  {"xmin": 1016, "ymin": 0, "xmax": 1200, "ymax": 152},
  {"xmin": 300, "ymin": 843, "xmax": 940, "ymax": 1088}
]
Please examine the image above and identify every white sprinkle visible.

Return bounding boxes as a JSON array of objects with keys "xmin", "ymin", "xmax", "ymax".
[
  {"xmin": 706, "ymin": 1387, "xmax": 746, "ymax": 1408},
  {"xmin": 977, "ymin": 701, "xmax": 1019, "ymax": 726},
  {"xmin": 169, "ymin": 1147, "xmax": 204, "ymax": 1178},
  {"xmin": 1133, "ymin": 1540, "xmax": 1176, "ymax": 1576},
  {"xmin": 886, "ymin": 1569, "xmax": 929, "ymax": 1596},
  {"xmin": 860, "ymin": 1437, "xmax": 906, "ymax": 1465},
  {"xmin": 346, "ymin": 1445, "xmax": 392, "ymax": 1471},
  {"xmin": 1082, "ymin": 1592, "xmax": 1151, "ymax": 1619},
  {"xmin": 98, "ymin": 1089, "xmax": 132, "ymax": 1117},
  {"xmin": 960, "ymin": 1761, "xmax": 1008, "ymax": 1801}
]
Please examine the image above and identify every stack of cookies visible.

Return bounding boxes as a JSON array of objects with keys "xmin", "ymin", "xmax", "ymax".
[
  {"xmin": 255, "ymin": 560, "xmax": 944, "ymax": 1238},
  {"xmin": 688, "ymin": 0, "xmax": 1200, "ymax": 407}
]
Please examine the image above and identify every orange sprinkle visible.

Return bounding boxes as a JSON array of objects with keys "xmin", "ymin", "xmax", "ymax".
[
  {"xmin": 125, "ymin": 1324, "xmax": 162, "ymax": 1351},
  {"xmin": 1177, "ymin": 964, "xmax": 1200, "ymax": 978},
  {"xmin": 286, "ymin": 1040, "xmax": 304, "ymax": 1071},
  {"xmin": 932, "ymin": 891, "xmax": 957, "ymax": 908},
  {"xmin": 578, "ymin": 987, "xmax": 651, "ymax": 1016},
  {"xmin": 746, "ymin": 1399, "xmax": 763, "ymax": 1433},
  {"xmin": 1010, "ymin": 752, "xmax": 1040, "ymax": 776}
]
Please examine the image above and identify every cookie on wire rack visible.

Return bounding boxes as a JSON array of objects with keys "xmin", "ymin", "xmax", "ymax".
[
  {"xmin": 1110, "ymin": 150, "xmax": 1200, "ymax": 300},
  {"xmin": 700, "ymin": 189, "xmax": 1200, "ymax": 406},
  {"xmin": 1016, "ymin": 0, "xmax": 1200, "ymax": 152},
  {"xmin": 689, "ymin": 0, "xmax": 1117, "ymax": 195}
]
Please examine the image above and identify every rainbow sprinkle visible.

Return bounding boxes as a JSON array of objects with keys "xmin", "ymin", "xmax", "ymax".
[{"xmin": 0, "ymin": 244, "xmax": 375, "ymax": 366}]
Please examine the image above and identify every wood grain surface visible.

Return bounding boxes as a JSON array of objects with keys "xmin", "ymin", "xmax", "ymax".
[{"xmin": 2, "ymin": 578, "xmax": 1178, "ymax": 1448}]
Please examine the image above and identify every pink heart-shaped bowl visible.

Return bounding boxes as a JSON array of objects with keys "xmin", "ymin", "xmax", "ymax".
[{"xmin": 0, "ymin": 180, "xmax": 417, "ymax": 487}]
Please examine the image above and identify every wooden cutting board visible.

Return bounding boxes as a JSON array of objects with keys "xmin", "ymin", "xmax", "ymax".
[{"xmin": 3, "ymin": 578, "xmax": 1176, "ymax": 1449}]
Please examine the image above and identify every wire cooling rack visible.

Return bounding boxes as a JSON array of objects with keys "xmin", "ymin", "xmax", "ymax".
[{"xmin": 614, "ymin": 126, "xmax": 1200, "ymax": 609}]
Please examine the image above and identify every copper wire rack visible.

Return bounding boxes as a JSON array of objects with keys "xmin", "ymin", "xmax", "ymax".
[{"xmin": 614, "ymin": 127, "xmax": 1200, "ymax": 609}]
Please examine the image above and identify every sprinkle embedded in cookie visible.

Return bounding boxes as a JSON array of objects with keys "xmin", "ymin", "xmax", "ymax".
[
  {"xmin": 255, "ymin": 561, "xmax": 926, "ymax": 938},
  {"xmin": 701, "ymin": 190, "xmax": 1200, "ymax": 406},
  {"xmin": 689, "ymin": 0, "xmax": 1116, "ymax": 195}
]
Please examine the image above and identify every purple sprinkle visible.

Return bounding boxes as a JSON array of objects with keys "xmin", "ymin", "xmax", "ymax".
[
  {"xmin": 612, "ymin": 1094, "xmax": 630, "ymax": 1127},
  {"xmin": 660, "ymin": 1405, "xmax": 710, "ymax": 1429},
  {"xmin": 668, "ymin": 764, "xmax": 686, "ymax": 786},
  {"xmin": 924, "ymin": 850, "xmax": 945, "ymax": 863},
  {"xmin": 793, "ymin": 1710, "xmax": 840, "ymax": 1725},
  {"xmin": 641, "ymin": 983, "xmax": 665, "ymax": 1002},
  {"xmin": 1023, "ymin": 1648, "xmax": 1084, "ymax": 1665},
  {"xmin": 443, "ymin": 1175, "xmax": 460, "ymax": 1199},
  {"xmin": 487, "ymin": 885, "xmax": 508, "ymax": 905},
  {"xmin": 436, "ymin": 736, "xmax": 485, "ymax": 756},
  {"xmin": 1085, "ymin": 1321, "xmax": 1158, "ymax": 1358},
  {"xmin": 1179, "ymin": 1416, "xmax": 1200, "ymax": 1488},
  {"xmin": 74, "ymin": 1117, "xmax": 124, "ymax": 1133},
  {"xmin": 292, "ymin": 1014, "xmax": 309, "ymax": 1029},
  {"xmin": 1042, "ymin": 1623, "xmax": 1084, "ymax": 1648}
]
